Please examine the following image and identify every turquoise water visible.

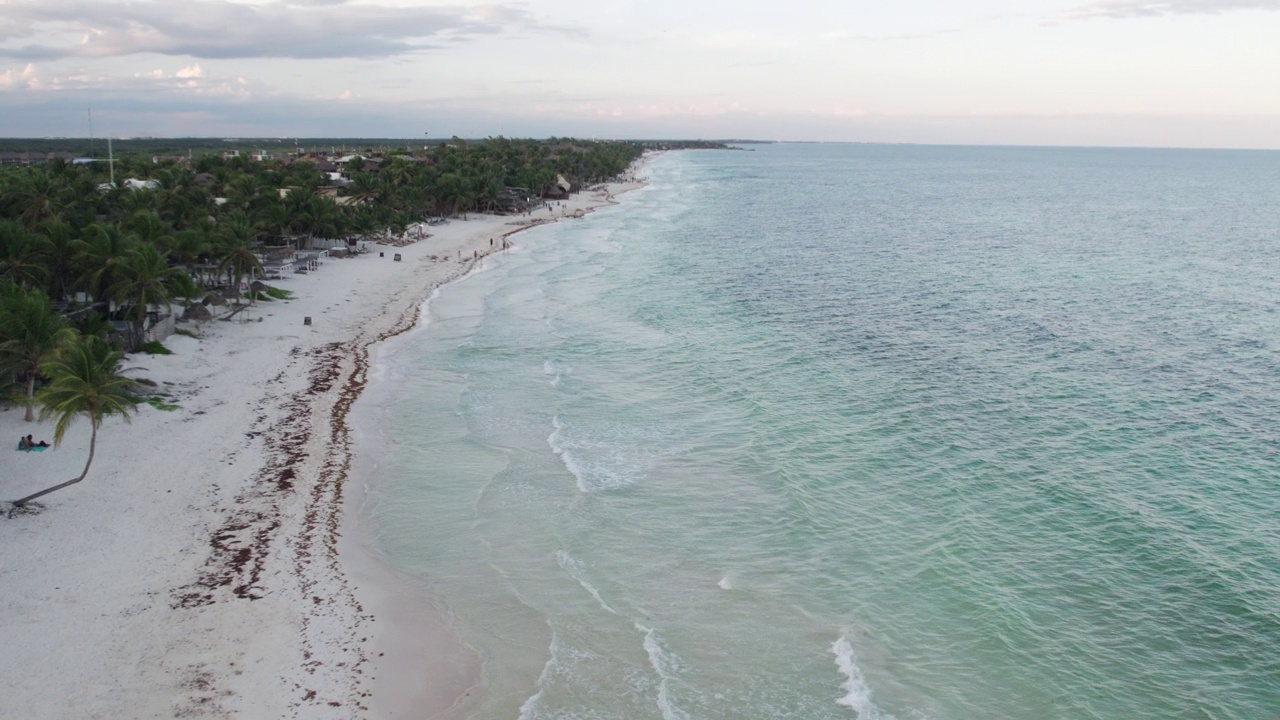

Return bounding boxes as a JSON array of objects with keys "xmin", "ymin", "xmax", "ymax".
[{"xmin": 358, "ymin": 144, "xmax": 1280, "ymax": 719}]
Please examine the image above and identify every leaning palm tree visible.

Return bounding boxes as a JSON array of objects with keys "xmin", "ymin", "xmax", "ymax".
[
  {"xmin": 10, "ymin": 335, "xmax": 136, "ymax": 507},
  {"xmin": 0, "ymin": 287, "xmax": 76, "ymax": 421}
]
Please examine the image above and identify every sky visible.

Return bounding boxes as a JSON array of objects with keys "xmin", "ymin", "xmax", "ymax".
[{"xmin": 1, "ymin": 0, "xmax": 1278, "ymax": 147}]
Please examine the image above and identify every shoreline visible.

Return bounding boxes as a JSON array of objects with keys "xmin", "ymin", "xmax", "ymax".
[
  {"xmin": 0, "ymin": 156, "xmax": 655, "ymax": 718},
  {"xmin": 341, "ymin": 160, "xmax": 657, "ymax": 717}
]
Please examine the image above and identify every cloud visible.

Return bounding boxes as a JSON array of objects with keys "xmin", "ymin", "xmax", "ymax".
[
  {"xmin": 0, "ymin": 0, "xmax": 569, "ymax": 61},
  {"xmin": 6, "ymin": 61, "xmax": 264, "ymax": 100},
  {"xmin": 0, "ymin": 63, "xmax": 39, "ymax": 90},
  {"xmin": 823, "ymin": 29, "xmax": 956, "ymax": 42},
  {"xmin": 1063, "ymin": 0, "xmax": 1280, "ymax": 20}
]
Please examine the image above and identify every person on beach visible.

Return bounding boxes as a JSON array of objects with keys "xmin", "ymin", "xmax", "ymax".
[
  {"xmin": 25, "ymin": 434, "xmax": 49, "ymax": 448},
  {"xmin": 18, "ymin": 436, "xmax": 30, "ymax": 451}
]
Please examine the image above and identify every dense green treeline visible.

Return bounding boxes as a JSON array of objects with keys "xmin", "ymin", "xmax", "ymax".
[
  {"xmin": 0, "ymin": 137, "xmax": 646, "ymax": 419},
  {"xmin": 0, "ymin": 136, "xmax": 733, "ymax": 157}
]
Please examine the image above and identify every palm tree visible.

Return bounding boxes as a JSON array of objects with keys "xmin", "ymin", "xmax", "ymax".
[
  {"xmin": 215, "ymin": 216, "xmax": 263, "ymax": 304},
  {"xmin": 437, "ymin": 173, "xmax": 472, "ymax": 218},
  {"xmin": 10, "ymin": 335, "xmax": 136, "ymax": 508},
  {"xmin": 121, "ymin": 187, "xmax": 162, "ymax": 214},
  {"xmin": 0, "ymin": 220, "xmax": 48, "ymax": 289},
  {"xmin": 226, "ymin": 174, "xmax": 263, "ymax": 212},
  {"xmin": 475, "ymin": 173, "xmax": 502, "ymax": 213},
  {"xmin": 346, "ymin": 172, "xmax": 381, "ymax": 206},
  {"xmin": 127, "ymin": 210, "xmax": 174, "ymax": 248},
  {"xmin": 74, "ymin": 222, "xmax": 136, "ymax": 305},
  {"xmin": 7, "ymin": 169, "xmax": 64, "ymax": 230},
  {"xmin": 164, "ymin": 227, "xmax": 210, "ymax": 285},
  {"xmin": 348, "ymin": 206, "xmax": 382, "ymax": 239},
  {"xmin": 112, "ymin": 245, "xmax": 184, "ymax": 340},
  {"xmin": 0, "ymin": 287, "xmax": 76, "ymax": 421},
  {"xmin": 33, "ymin": 218, "xmax": 78, "ymax": 303},
  {"xmin": 253, "ymin": 197, "xmax": 293, "ymax": 245},
  {"xmin": 289, "ymin": 192, "xmax": 341, "ymax": 248},
  {"xmin": 384, "ymin": 157, "xmax": 415, "ymax": 189}
]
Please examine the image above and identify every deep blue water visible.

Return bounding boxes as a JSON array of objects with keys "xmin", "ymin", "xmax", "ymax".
[{"xmin": 360, "ymin": 144, "xmax": 1280, "ymax": 719}]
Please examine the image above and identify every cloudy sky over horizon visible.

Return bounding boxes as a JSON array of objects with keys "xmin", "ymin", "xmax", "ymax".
[{"xmin": 1, "ymin": 0, "xmax": 1278, "ymax": 147}]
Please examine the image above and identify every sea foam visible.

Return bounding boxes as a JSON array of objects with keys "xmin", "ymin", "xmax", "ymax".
[
  {"xmin": 547, "ymin": 416, "xmax": 589, "ymax": 493},
  {"xmin": 517, "ymin": 631, "xmax": 563, "ymax": 720},
  {"xmin": 638, "ymin": 623, "xmax": 690, "ymax": 720},
  {"xmin": 556, "ymin": 550, "xmax": 618, "ymax": 615},
  {"xmin": 832, "ymin": 636, "xmax": 895, "ymax": 719}
]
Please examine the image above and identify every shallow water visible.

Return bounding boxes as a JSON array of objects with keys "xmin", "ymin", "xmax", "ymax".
[{"xmin": 359, "ymin": 144, "xmax": 1280, "ymax": 719}]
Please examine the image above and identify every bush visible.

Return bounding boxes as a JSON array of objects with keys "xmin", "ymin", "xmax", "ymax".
[
  {"xmin": 137, "ymin": 341, "xmax": 172, "ymax": 355},
  {"xmin": 145, "ymin": 396, "xmax": 180, "ymax": 411}
]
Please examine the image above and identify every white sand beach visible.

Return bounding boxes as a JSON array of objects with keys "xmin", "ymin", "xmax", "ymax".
[{"xmin": 0, "ymin": 166, "xmax": 648, "ymax": 719}]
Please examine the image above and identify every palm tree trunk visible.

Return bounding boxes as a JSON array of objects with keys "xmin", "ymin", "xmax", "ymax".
[
  {"xmin": 24, "ymin": 371, "xmax": 36, "ymax": 422},
  {"xmin": 12, "ymin": 422, "xmax": 96, "ymax": 507}
]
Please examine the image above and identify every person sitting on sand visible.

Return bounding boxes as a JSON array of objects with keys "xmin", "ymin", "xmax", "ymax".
[
  {"xmin": 18, "ymin": 436, "xmax": 30, "ymax": 451},
  {"xmin": 25, "ymin": 434, "xmax": 49, "ymax": 449}
]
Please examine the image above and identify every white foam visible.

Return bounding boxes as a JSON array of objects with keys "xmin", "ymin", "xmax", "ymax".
[
  {"xmin": 422, "ymin": 283, "xmax": 443, "ymax": 311},
  {"xmin": 637, "ymin": 623, "xmax": 690, "ymax": 720},
  {"xmin": 547, "ymin": 416, "xmax": 589, "ymax": 493},
  {"xmin": 517, "ymin": 632, "xmax": 560, "ymax": 720},
  {"xmin": 543, "ymin": 359, "xmax": 565, "ymax": 387},
  {"xmin": 556, "ymin": 550, "xmax": 618, "ymax": 615},
  {"xmin": 717, "ymin": 574, "xmax": 733, "ymax": 590},
  {"xmin": 832, "ymin": 636, "xmax": 896, "ymax": 719}
]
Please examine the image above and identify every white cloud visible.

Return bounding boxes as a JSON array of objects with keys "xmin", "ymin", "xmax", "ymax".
[
  {"xmin": 0, "ymin": 63, "xmax": 38, "ymax": 90},
  {"xmin": 0, "ymin": 0, "xmax": 572, "ymax": 61},
  {"xmin": 1064, "ymin": 0, "xmax": 1280, "ymax": 19},
  {"xmin": 3, "ymin": 60, "xmax": 263, "ymax": 102}
]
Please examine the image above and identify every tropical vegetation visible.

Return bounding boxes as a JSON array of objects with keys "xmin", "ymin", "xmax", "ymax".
[
  {"xmin": 9, "ymin": 334, "xmax": 136, "ymax": 507},
  {"xmin": 0, "ymin": 137, "xmax": 647, "ymax": 411}
]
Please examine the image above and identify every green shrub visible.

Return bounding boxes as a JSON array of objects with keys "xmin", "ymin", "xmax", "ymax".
[
  {"xmin": 145, "ymin": 396, "xmax": 180, "ymax": 411},
  {"xmin": 137, "ymin": 341, "xmax": 172, "ymax": 355}
]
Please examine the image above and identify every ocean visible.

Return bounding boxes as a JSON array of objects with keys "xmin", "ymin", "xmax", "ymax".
[{"xmin": 355, "ymin": 144, "xmax": 1280, "ymax": 719}]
